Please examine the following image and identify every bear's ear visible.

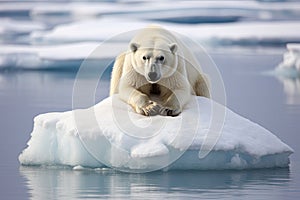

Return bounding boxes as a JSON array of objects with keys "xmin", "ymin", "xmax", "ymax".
[
  {"xmin": 169, "ymin": 43, "xmax": 178, "ymax": 54},
  {"xmin": 130, "ymin": 42, "xmax": 140, "ymax": 52}
]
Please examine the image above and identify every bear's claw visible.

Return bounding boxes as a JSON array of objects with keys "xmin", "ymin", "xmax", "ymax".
[
  {"xmin": 136, "ymin": 101, "xmax": 181, "ymax": 117},
  {"xmin": 159, "ymin": 107, "xmax": 181, "ymax": 117}
]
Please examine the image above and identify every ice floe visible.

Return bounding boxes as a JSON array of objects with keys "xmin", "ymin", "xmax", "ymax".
[
  {"xmin": 0, "ymin": 42, "xmax": 127, "ymax": 69},
  {"xmin": 19, "ymin": 96, "xmax": 293, "ymax": 172},
  {"xmin": 274, "ymin": 43, "xmax": 300, "ymax": 104},
  {"xmin": 276, "ymin": 43, "xmax": 300, "ymax": 77}
]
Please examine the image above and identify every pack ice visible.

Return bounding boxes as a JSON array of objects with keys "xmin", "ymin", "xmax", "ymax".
[{"xmin": 19, "ymin": 96, "xmax": 293, "ymax": 172}]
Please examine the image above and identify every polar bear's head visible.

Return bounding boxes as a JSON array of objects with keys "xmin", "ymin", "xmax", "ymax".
[{"xmin": 130, "ymin": 42, "xmax": 178, "ymax": 83}]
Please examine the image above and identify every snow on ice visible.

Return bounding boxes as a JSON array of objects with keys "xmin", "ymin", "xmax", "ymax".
[{"xmin": 19, "ymin": 96, "xmax": 293, "ymax": 172}]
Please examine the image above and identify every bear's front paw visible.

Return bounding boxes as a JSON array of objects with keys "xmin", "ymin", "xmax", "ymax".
[
  {"xmin": 135, "ymin": 101, "xmax": 162, "ymax": 116},
  {"xmin": 159, "ymin": 107, "xmax": 181, "ymax": 117}
]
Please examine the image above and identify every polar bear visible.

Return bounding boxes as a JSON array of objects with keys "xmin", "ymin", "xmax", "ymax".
[{"xmin": 110, "ymin": 26, "xmax": 210, "ymax": 116}]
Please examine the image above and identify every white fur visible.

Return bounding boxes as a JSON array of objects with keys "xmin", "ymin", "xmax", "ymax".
[{"xmin": 110, "ymin": 26, "xmax": 209, "ymax": 116}]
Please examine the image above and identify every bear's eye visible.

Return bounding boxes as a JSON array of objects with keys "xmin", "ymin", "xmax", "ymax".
[
  {"xmin": 142, "ymin": 56, "xmax": 147, "ymax": 61},
  {"xmin": 158, "ymin": 56, "xmax": 165, "ymax": 61}
]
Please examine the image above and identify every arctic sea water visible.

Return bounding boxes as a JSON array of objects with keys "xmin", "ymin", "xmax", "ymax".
[
  {"xmin": 1, "ymin": 0, "xmax": 300, "ymax": 199},
  {"xmin": 0, "ymin": 51, "xmax": 299, "ymax": 199}
]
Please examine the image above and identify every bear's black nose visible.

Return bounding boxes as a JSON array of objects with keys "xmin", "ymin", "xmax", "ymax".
[{"xmin": 148, "ymin": 72, "xmax": 158, "ymax": 81}]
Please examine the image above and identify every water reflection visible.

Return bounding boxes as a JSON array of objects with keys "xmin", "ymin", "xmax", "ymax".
[
  {"xmin": 277, "ymin": 76, "xmax": 300, "ymax": 105},
  {"xmin": 20, "ymin": 166, "xmax": 291, "ymax": 200}
]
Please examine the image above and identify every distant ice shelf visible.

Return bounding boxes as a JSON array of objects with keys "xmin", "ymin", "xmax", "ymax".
[
  {"xmin": 11, "ymin": 1, "xmax": 300, "ymax": 23},
  {"xmin": 0, "ymin": 18, "xmax": 46, "ymax": 36},
  {"xmin": 0, "ymin": 42, "xmax": 127, "ymax": 69},
  {"xmin": 19, "ymin": 96, "xmax": 293, "ymax": 172},
  {"xmin": 2, "ymin": 19, "xmax": 300, "ymax": 69},
  {"xmin": 30, "ymin": 18, "xmax": 300, "ymax": 46}
]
